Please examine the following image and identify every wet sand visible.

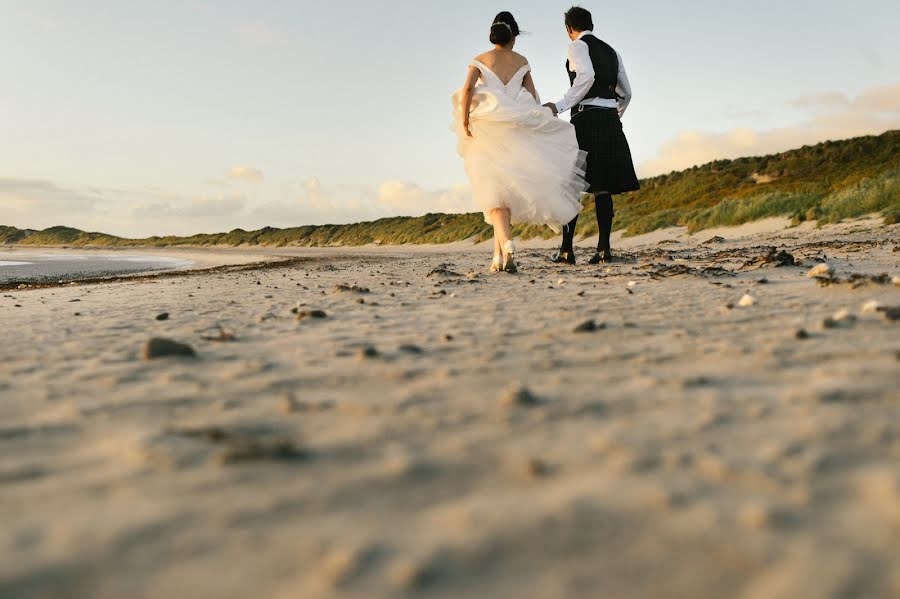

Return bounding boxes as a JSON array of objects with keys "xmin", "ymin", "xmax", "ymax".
[{"xmin": 1, "ymin": 218, "xmax": 899, "ymax": 598}]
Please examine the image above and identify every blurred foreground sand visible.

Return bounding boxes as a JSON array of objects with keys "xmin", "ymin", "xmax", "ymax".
[{"xmin": 2, "ymin": 218, "xmax": 899, "ymax": 598}]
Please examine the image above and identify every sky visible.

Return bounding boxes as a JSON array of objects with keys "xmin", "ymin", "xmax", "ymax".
[{"xmin": 1, "ymin": 0, "xmax": 899, "ymax": 237}]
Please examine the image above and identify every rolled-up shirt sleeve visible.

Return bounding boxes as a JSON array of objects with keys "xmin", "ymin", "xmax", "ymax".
[
  {"xmin": 616, "ymin": 52, "xmax": 632, "ymax": 117},
  {"xmin": 554, "ymin": 40, "xmax": 595, "ymax": 114}
]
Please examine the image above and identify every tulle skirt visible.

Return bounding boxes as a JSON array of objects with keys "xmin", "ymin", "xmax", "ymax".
[{"xmin": 452, "ymin": 86, "xmax": 588, "ymax": 232}]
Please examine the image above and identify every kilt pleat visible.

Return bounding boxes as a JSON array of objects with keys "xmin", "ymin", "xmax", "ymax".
[{"xmin": 571, "ymin": 108, "xmax": 640, "ymax": 195}]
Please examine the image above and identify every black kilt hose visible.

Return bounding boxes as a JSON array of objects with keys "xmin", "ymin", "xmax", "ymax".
[{"xmin": 571, "ymin": 107, "xmax": 640, "ymax": 195}]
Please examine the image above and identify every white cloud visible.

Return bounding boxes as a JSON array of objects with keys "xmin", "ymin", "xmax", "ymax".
[
  {"xmin": 0, "ymin": 174, "xmax": 475, "ymax": 238},
  {"xmin": 640, "ymin": 82, "xmax": 900, "ymax": 177},
  {"xmin": 0, "ymin": 179, "xmax": 108, "ymax": 229},
  {"xmin": 225, "ymin": 166, "xmax": 264, "ymax": 182},
  {"xmin": 376, "ymin": 181, "xmax": 472, "ymax": 215}
]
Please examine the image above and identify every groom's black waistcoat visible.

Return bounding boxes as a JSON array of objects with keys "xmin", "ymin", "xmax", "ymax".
[{"xmin": 566, "ymin": 34, "xmax": 620, "ymax": 110}]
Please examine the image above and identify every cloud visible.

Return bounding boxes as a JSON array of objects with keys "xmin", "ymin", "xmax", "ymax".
[
  {"xmin": 225, "ymin": 166, "xmax": 264, "ymax": 182},
  {"xmin": 640, "ymin": 82, "xmax": 900, "ymax": 176},
  {"xmin": 1, "ymin": 174, "xmax": 475, "ymax": 239},
  {"xmin": 234, "ymin": 20, "xmax": 289, "ymax": 48},
  {"xmin": 376, "ymin": 181, "xmax": 472, "ymax": 215},
  {"xmin": 0, "ymin": 179, "xmax": 108, "ymax": 229}
]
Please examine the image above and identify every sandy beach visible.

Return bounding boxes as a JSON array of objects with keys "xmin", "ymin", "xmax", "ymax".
[{"xmin": 2, "ymin": 218, "xmax": 899, "ymax": 598}]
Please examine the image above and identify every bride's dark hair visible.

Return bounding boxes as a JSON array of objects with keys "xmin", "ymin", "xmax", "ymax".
[{"xmin": 489, "ymin": 11, "xmax": 520, "ymax": 46}]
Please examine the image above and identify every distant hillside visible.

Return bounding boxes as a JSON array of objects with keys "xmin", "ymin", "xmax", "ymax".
[{"xmin": 3, "ymin": 131, "xmax": 898, "ymax": 248}]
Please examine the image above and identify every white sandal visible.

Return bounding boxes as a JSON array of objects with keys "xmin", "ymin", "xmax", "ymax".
[{"xmin": 502, "ymin": 240, "xmax": 518, "ymax": 273}]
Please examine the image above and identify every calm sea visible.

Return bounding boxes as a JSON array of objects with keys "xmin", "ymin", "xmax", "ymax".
[{"xmin": 0, "ymin": 251, "xmax": 194, "ymax": 284}]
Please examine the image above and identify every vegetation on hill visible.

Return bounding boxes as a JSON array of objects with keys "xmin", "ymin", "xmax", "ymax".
[{"xmin": 3, "ymin": 131, "xmax": 898, "ymax": 248}]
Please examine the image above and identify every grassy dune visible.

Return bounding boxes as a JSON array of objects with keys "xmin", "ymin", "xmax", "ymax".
[{"xmin": 3, "ymin": 131, "xmax": 898, "ymax": 248}]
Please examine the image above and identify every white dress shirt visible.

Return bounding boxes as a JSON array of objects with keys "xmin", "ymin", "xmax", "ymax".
[{"xmin": 554, "ymin": 31, "xmax": 632, "ymax": 117}]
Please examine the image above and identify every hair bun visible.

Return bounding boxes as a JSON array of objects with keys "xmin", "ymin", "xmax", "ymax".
[{"xmin": 490, "ymin": 11, "xmax": 520, "ymax": 45}]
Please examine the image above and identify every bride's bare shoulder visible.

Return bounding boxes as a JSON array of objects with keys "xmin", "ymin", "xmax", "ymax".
[
  {"xmin": 474, "ymin": 50, "xmax": 494, "ymax": 63},
  {"xmin": 512, "ymin": 51, "xmax": 530, "ymax": 65}
]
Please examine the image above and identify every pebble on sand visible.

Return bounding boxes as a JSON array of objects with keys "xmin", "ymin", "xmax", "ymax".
[
  {"xmin": 141, "ymin": 338, "xmax": 197, "ymax": 360},
  {"xmin": 296, "ymin": 309, "xmax": 328, "ymax": 322},
  {"xmin": 524, "ymin": 457, "xmax": 549, "ymax": 479},
  {"xmin": 333, "ymin": 284, "xmax": 370, "ymax": 294},
  {"xmin": 807, "ymin": 263, "xmax": 834, "ymax": 279},
  {"xmin": 155, "ymin": 312, "xmax": 170, "ymax": 321},
  {"xmin": 574, "ymin": 319, "xmax": 605, "ymax": 333},
  {"xmin": 500, "ymin": 383, "xmax": 540, "ymax": 408},
  {"xmin": 880, "ymin": 306, "xmax": 900, "ymax": 322},
  {"xmin": 861, "ymin": 300, "xmax": 883, "ymax": 315},
  {"xmin": 738, "ymin": 294, "xmax": 757, "ymax": 307},
  {"xmin": 823, "ymin": 309, "xmax": 857, "ymax": 329},
  {"xmin": 357, "ymin": 346, "xmax": 379, "ymax": 359}
]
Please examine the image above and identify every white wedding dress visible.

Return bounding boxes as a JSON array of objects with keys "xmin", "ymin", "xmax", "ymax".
[{"xmin": 452, "ymin": 59, "xmax": 587, "ymax": 232}]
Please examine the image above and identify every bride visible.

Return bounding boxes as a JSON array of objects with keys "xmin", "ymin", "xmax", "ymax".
[{"xmin": 453, "ymin": 11, "xmax": 587, "ymax": 273}]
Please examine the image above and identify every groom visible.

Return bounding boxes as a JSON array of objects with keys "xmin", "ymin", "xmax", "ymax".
[{"xmin": 544, "ymin": 6, "xmax": 640, "ymax": 265}]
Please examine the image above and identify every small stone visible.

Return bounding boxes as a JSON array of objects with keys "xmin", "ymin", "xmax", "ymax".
[
  {"xmin": 861, "ymin": 300, "xmax": 883, "ymax": 315},
  {"xmin": 577, "ymin": 290, "xmax": 586, "ymax": 297},
  {"xmin": 828, "ymin": 309, "xmax": 857, "ymax": 327},
  {"xmin": 892, "ymin": 276, "xmax": 900, "ymax": 287},
  {"xmin": 807, "ymin": 263, "xmax": 834, "ymax": 279},
  {"xmin": 399, "ymin": 344, "xmax": 424, "ymax": 355},
  {"xmin": 357, "ymin": 346, "xmax": 379, "ymax": 359},
  {"xmin": 574, "ymin": 319, "xmax": 604, "ymax": 333},
  {"xmin": 738, "ymin": 294, "xmax": 757, "ymax": 307},
  {"xmin": 333, "ymin": 284, "xmax": 370, "ymax": 294},
  {"xmin": 627, "ymin": 281, "xmax": 638, "ymax": 288},
  {"xmin": 155, "ymin": 312, "xmax": 170, "ymax": 321},
  {"xmin": 296, "ymin": 309, "xmax": 327, "ymax": 321},
  {"xmin": 880, "ymin": 306, "xmax": 900, "ymax": 321},
  {"xmin": 756, "ymin": 277, "xmax": 768, "ymax": 285},
  {"xmin": 500, "ymin": 383, "xmax": 540, "ymax": 408},
  {"xmin": 356, "ymin": 298, "xmax": 365, "ymax": 304},
  {"xmin": 443, "ymin": 334, "xmax": 454, "ymax": 342},
  {"xmin": 201, "ymin": 326, "xmax": 236, "ymax": 342},
  {"xmin": 525, "ymin": 457, "xmax": 549, "ymax": 479},
  {"xmin": 795, "ymin": 329, "xmax": 810, "ymax": 340},
  {"xmin": 141, "ymin": 338, "xmax": 196, "ymax": 360},
  {"xmin": 558, "ymin": 278, "xmax": 566, "ymax": 286}
]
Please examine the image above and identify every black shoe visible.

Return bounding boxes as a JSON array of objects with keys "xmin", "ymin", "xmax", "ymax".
[
  {"xmin": 550, "ymin": 249, "xmax": 576, "ymax": 265},
  {"xmin": 589, "ymin": 249, "xmax": 613, "ymax": 265}
]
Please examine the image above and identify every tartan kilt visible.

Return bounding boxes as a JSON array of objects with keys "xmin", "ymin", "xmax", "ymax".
[{"xmin": 571, "ymin": 107, "xmax": 640, "ymax": 195}]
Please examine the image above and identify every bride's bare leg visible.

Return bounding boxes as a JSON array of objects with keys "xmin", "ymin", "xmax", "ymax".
[
  {"xmin": 491, "ymin": 208, "xmax": 517, "ymax": 273},
  {"xmin": 489, "ymin": 209, "xmax": 506, "ymax": 272},
  {"xmin": 490, "ymin": 208, "xmax": 510, "ymax": 248}
]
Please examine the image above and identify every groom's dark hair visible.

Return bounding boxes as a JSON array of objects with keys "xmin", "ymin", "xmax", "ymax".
[{"xmin": 564, "ymin": 6, "xmax": 593, "ymax": 32}]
